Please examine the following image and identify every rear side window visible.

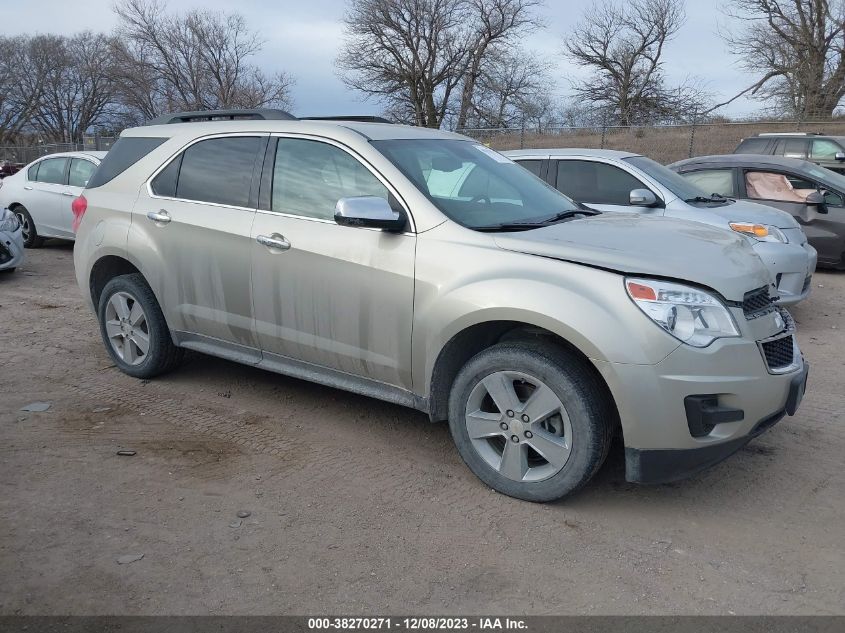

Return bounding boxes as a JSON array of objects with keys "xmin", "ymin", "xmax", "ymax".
[
  {"xmin": 555, "ymin": 160, "xmax": 644, "ymax": 205},
  {"xmin": 774, "ymin": 138, "xmax": 807, "ymax": 159},
  {"xmin": 36, "ymin": 158, "xmax": 68, "ymax": 185},
  {"xmin": 27, "ymin": 163, "xmax": 40, "ymax": 181},
  {"xmin": 735, "ymin": 138, "xmax": 770, "ymax": 154},
  {"xmin": 68, "ymin": 158, "xmax": 97, "ymax": 187},
  {"xmin": 87, "ymin": 137, "xmax": 167, "ymax": 188},
  {"xmin": 175, "ymin": 136, "xmax": 261, "ymax": 207}
]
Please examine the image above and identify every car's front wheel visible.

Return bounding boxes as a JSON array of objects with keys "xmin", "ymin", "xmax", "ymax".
[
  {"xmin": 13, "ymin": 205, "xmax": 44, "ymax": 248},
  {"xmin": 97, "ymin": 273, "xmax": 184, "ymax": 378},
  {"xmin": 448, "ymin": 341, "xmax": 614, "ymax": 502}
]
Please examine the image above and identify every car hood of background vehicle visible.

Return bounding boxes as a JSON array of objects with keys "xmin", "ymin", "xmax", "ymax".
[
  {"xmin": 691, "ymin": 199, "xmax": 800, "ymax": 229},
  {"xmin": 493, "ymin": 214, "xmax": 771, "ymax": 302}
]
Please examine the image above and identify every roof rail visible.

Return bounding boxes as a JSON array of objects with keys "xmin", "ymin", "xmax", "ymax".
[
  {"xmin": 299, "ymin": 115, "xmax": 393, "ymax": 124},
  {"xmin": 757, "ymin": 132, "xmax": 822, "ymax": 137},
  {"xmin": 147, "ymin": 108, "xmax": 296, "ymax": 125}
]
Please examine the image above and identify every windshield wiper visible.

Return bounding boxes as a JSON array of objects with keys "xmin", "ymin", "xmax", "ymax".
[
  {"xmin": 685, "ymin": 194, "xmax": 731, "ymax": 203},
  {"xmin": 475, "ymin": 209, "xmax": 600, "ymax": 232}
]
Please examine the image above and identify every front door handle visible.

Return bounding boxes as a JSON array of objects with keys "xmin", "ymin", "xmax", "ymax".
[
  {"xmin": 256, "ymin": 233, "xmax": 291, "ymax": 251},
  {"xmin": 146, "ymin": 210, "xmax": 171, "ymax": 224}
]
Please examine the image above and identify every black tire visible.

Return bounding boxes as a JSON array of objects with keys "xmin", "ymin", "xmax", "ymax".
[
  {"xmin": 97, "ymin": 273, "xmax": 184, "ymax": 378},
  {"xmin": 13, "ymin": 205, "xmax": 45, "ymax": 248},
  {"xmin": 448, "ymin": 340, "xmax": 614, "ymax": 502}
]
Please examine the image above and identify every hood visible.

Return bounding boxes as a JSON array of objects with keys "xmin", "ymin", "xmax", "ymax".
[
  {"xmin": 493, "ymin": 214, "xmax": 771, "ymax": 302},
  {"xmin": 691, "ymin": 199, "xmax": 800, "ymax": 229}
]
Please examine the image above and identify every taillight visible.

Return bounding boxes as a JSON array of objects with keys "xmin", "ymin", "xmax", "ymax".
[{"xmin": 71, "ymin": 195, "xmax": 88, "ymax": 233}]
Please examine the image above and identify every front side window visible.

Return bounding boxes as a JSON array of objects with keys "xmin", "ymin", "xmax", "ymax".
[
  {"xmin": 515, "ymin": 160, "xmax": 542, "ymax": 177},
  {"xmin": 176, "ymin": 136, "xmax": 261, "ymax": 207},
  {"xmin": 745, "ymin": 171, "xmax": 817, "ymax": 202},
  {"xmin": 372, "ymin": 139, "xmax": 577, "ymax": 229},
  {"xmin": 271, "ymin": 138, "xmax": 388, "ymax": 220},
  {"xmin": 810, "ymin": 139, "xmax": 843, "ymax": 160},
  {"xmin": 556, "ymin": 160, "xmax": 645, "ymax": 205},
  {"xmin": 680, "ymin": 169, "xmax": 736, "ymax": 197},
  {"xmin": 68, "ymin": 158, "xmax": 97, "ymax": 188},
  {"xmin": 35, "ymin": 158, "xmax": 68, "ymax": 185}
]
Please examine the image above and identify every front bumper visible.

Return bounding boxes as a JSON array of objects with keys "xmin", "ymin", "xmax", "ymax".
[
  {"xmin": 593, "ymin": 313, "xmax": 807, "ymax": 484},
  {"xmin": 752, "ymin": 239, "xmax": 817, "ymax": 306},
  {"xmin": 625, "ymin": 363, "xmax": 808, "ymax": 483},
  {"xmin": 0, "ymin": 225, "xmax": 24, "ymax": 270}
]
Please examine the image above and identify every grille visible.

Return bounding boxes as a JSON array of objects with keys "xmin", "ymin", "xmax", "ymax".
[
  {"xmin": 0, "ymin": 242, "xmax": 10, "ymax": 265},
  {"xmin": 743, "ymin": 286, "xmax": 774, "ymax": 318},
  {"xmin": 761, "ymin": 335, "xmax": 795, "ymax": 370},
  {"xmin": 802, "ymin": 276, "xmax": 812, "ymax": 294}
]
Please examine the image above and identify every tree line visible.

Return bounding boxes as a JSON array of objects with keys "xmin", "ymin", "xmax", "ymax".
[
  {"xmin": 2, "ymin": 0, "xmax": 843, "ymax": 145},
  {"xmin": 340, "ymin": 0, "xmax": 845, "ymax": 128},
  {"xmin": 0, "ymin": 0, "xmax": 294, "ymax": 145}
]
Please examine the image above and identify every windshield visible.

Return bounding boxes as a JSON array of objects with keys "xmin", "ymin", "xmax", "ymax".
[
  {"xmin": 624, "ymin": 155, "xmax": 720, "ymax": 201},
  {"xmin": 805, "ymin": 163, "xmax": 845, "ymax": 192},
  {"xmin": 371, "ymin": 139, "xmax": 579, "ymax": 229}
]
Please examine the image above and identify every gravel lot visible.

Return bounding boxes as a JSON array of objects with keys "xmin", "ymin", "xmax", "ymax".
[{"xmin": 1, "ymin": 243, "xmax": 843, "ymax": 616}]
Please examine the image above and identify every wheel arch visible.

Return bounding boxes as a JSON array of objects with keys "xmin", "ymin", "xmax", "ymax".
[
  {"xmin": 89, "ymin": 255, "xmax": 143, "ymax": 309},
  {"xmin": 426, "ymin": 319, "xmax": 620, "ymax": 430}
]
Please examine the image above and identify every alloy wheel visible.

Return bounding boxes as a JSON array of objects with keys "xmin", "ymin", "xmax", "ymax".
[
  {"xmin": 464, "ymin": 370, "xmax": 573, "ymax": 483},
  {"xmin": 104, "ymin": 291, "xmax": 150, "ymax": 366}
]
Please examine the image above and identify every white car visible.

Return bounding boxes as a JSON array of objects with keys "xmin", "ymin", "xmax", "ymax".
[
  {"xmin": 505, "ymin": 149, "xmax": 818, "ymax": 306},
  {"xmin": 0, "ymin": 151, "xmax": 106, "ymax": 247}
]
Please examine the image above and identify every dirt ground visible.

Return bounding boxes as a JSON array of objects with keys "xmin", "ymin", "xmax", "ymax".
[{"xmin": 0, "ymin": 243, "xmax": 843, "ymax": 616}]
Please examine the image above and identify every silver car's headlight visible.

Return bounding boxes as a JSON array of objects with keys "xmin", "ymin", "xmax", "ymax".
[
  {"xmin": 0, "ymin": 208, "xmax": 20, "ymax": 232},
  {"xmin": 625, "ymin": 277, "xmax": 740, "ymax": 347},
  {"xmin": 729, "ymin": 222, "xmax": 788, "ymax": 243}
]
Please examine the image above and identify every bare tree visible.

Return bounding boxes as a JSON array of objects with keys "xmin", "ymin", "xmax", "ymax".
[
  {"xmin": 456, "ymin": 0, "xmax": 543, "ymax": 129},
  {"xmin": 0, "ymin": 36, "xmax": 54, "ymax": 145},
  {"xmin": 463, "ymin": 47, "xmax": 554, "ymax": 128},
  {"xmin": 338, "ymin": 0, "xmax": 474, "ymax": 128},
  {"xmin": 112, "ymin": 0, "xmax": 294, "ymax": 121},
  {"xmin": 716, "ymin": 0, "xmax": 845, "ymax": 118},
  {"xmin": 30, "ymin": 32, "xmax": 117, "ymax": 143},
  {"xmin": 564, "ymin": 0, "xmax": 702, "ymax": 125}
]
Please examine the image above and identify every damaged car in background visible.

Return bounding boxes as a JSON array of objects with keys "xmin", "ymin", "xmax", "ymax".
[{"xmin": 0, "ymin": 207, "xmax": 24, "ymax": 273}]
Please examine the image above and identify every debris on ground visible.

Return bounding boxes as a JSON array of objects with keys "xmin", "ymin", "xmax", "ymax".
[
  {"xmin": 116, "ymin": 450, "xmax": 137, "ymax": 457},
  {"xmin": 116, "ymin": 553, "xmax": 144, "ymax": 565},
  {"xmin": 20, "ymin": 402, "xmax": 51, "ymax": 412}
]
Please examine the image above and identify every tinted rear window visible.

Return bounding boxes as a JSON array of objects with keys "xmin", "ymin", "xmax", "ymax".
[
  {"xmin": 175, "ymin": 136, "xmax": 261, "ymax": 207},
  {"xmin": 87, "ymin": 137, "xmax": 167, "ymax": 188},
  {"xmin": 735, "ymin": 138, "xmax": 770, "ymax": 154}
]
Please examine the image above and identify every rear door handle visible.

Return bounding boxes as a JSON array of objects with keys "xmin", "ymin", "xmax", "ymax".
[
  {"xmin": 256, "ymin": 233, "xmax": 291, "ymax": 251},
  {"xmin": 62, "ymin": 191, "xmax": 75, "ymax": 197},
  {"xmin": 146, "ymin": 210, "xmax": 171, "ymax": 224},
  {"xmin": 24, "ymin": 186, "xmax": 32, "ymax": 191}
]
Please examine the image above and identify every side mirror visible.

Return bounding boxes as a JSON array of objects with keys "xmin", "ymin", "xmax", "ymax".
[
  {"xmin": 835, "ymin": 152, "xmax": 845, "ymax": 161},
  {"xmin": 334, "ymin": 196, "xmax": 407, "ymax": 232},
  {"xmin": 805, "ymin": 190, "xmax": 829, "ymax": 214},
  {"xmin": 629, "ymin": 188, "xmax": 659, "ymax": 207}
]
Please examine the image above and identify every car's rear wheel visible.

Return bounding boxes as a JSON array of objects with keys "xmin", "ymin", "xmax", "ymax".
[
  {"xmin": 13, "ymin": 205, "xmax": 45, "ymax": 248},
  {"xmin": 97, "ymin": 273, "xmax": 183, "ymax": 378},
  {"xmin": 448, "ymin": 341, "xmax": 614, "ymax": 502}
]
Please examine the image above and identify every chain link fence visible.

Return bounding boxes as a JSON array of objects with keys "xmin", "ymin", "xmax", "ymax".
[
  {"xmin": 0, "ymin": 136, "xmax": 117, "ymax": 168},
  {"xmin": 458, "ymin": 119, "xmax": 845, "ymax": 164}
]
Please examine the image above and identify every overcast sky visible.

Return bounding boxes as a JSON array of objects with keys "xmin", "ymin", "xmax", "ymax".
[{"xmin": 3, "ymin": 0, "xmax": 759, "ymax": 119}]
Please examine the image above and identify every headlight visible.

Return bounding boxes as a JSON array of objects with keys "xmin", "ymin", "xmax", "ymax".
[
  {"xmin": 729, "ymin": 222, "xmax": 788, "ymax": 243},
  {"xmin": 0, "ymin": 208, "xmax": 19, "ymax": 232},
  {"xmin": 625, "ymin": 277, "xmax": 740, "ymax": 347}
]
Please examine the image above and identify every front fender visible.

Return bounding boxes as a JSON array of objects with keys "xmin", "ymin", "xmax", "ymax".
[{"xmin": 412, "ymin": 233, "xmax": 681, "ymax": 395}]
